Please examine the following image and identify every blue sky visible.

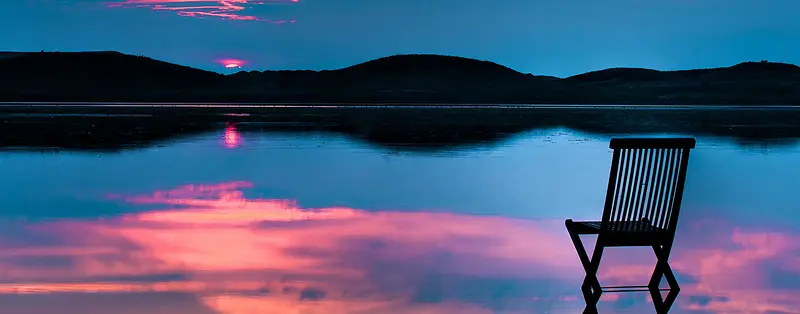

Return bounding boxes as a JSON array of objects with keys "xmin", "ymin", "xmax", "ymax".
[{"xmin": 3, "ymin": 0, "xmax": 800, "ymax": 76}]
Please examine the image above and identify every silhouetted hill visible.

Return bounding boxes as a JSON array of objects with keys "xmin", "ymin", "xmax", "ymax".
[
  {"xmin": 0, "ymin": 51, "xmax": 223, "ymax": 101},
  {"xmin": 338, "ymin": 54, "xmax": 540, "ymax": 80},
  {"xmin": 562, "ymin": 60, "xmax": 800, "ymax": 105},
  {"xmin": 222, "ymin": 54, "xmax": 564, "ymax": 103},
  {"xmin": 564, "ymin": 68, "xmax": 665, "ymax": 83},
  {"xmin": 0, "ymin": 52, "xmax": 25, "ymax": 60},
  {"xmin": 565, "ymin": 61, "xmax": 800, "ymax": 84},
  {"xmin": 1, "ymin": 52, "xmax": 799, "ymax": 104}
]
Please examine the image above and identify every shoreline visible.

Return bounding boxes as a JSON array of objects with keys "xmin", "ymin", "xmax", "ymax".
[
  {"xmin": 1, "ymin": 105, "xmax": 799, "ymax": 154},
  {"xmin": 3, "ymin": 102, "xmax": 800, "ymax": 110}
]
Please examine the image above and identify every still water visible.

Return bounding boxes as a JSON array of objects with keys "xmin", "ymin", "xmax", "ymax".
[{"xmin": 0, "ymin": 122, "xmax": 799, "ymax": 314}]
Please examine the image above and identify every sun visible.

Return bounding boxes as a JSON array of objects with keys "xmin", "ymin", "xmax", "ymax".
[{"xmin": 218, "ymin": 58, "xmax": 245, "ymax": 69}]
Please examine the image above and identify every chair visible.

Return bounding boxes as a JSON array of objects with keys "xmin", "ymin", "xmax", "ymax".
[{"xmin": 565, "ymin": 137, "xmax": 696, "ymax": 314}]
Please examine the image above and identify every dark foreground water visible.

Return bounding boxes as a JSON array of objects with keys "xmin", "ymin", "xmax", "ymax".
[{"xmin": 0, "ymin": 111, "xmax": 799, "ymax": 314}]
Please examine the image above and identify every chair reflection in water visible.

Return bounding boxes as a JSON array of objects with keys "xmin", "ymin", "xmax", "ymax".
[{"xmin": 565, "ymin": 137, "xmax": 696, "ymax": 314}]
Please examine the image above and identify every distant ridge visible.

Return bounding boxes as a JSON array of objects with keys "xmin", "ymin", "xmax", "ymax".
[
  {"xmin": 0, "ymin": 51, "xmax": 223, "ymax": 101},
  {"xmin": 1, "ymin": 51, "xmax": 799, "ymax": 105},
  {"xmin": 565, "ymin": 60, "xmax": 800, "ymax": 83},
  {"xmin": 339, "ymin": 54, "xmax": 541, "ymax": 79}
]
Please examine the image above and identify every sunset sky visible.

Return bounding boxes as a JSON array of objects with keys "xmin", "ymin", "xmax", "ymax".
[{"xmin": 4, "ymin": 1, "xmax": 800, "ymax": 76}]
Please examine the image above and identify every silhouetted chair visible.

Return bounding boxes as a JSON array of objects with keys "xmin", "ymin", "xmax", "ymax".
[{"xmin": 565, "ymin": 137, "xmax": 696, "ymax": 314}]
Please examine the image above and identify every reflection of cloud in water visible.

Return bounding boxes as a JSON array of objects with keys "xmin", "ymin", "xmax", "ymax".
[{"xmin": 0, "ymin": 182, "xmax": 798, "ymax": 313}]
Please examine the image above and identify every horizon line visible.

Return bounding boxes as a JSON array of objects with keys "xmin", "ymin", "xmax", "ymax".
[{"xmin": 1, "ymin": 50, "xmax": 796, "ymax": 78}]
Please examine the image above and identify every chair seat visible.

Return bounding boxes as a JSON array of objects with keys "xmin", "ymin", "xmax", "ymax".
[{"xmin": 567, "ymin": 220, "xmax": 667, "ymax": 235}]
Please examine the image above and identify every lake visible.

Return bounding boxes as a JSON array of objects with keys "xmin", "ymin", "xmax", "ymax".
[{"xmin": 0, "ymin": 108, "xmax": 798, "ymax": 314}]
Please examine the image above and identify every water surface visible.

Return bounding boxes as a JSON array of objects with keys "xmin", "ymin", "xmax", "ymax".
[{"xmin": 0, "ymin": 116, "xmax": 798, "ymax": 314}]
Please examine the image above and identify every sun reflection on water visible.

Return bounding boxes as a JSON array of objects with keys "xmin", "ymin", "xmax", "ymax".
[{"xmin": 224, "ymin": 124, "xmax": 241, "ymax": 148}]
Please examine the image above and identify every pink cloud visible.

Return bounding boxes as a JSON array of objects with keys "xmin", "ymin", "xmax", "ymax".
[{"xmin": 106, "ymin": 0, "xmax": 298, "ymax": 22}]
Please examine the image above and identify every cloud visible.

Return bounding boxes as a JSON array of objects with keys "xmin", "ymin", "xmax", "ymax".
[
  {"xmin": 106, "ymin": 0, "xmax": 298, "ymax": 22},
  {"xmin": 0, "ymin": 182, "xmax": 798, "ymax": 313}
]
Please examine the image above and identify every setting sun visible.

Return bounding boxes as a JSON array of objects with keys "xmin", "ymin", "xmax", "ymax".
[{"xmin": 218, "ymin": 58, "xmax": 245, "ymax": 69}]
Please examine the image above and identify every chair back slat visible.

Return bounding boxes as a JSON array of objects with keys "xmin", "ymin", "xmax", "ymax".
[{"xmin": 601, "ymin": 138, "xmax": 695, "ymax": 235}]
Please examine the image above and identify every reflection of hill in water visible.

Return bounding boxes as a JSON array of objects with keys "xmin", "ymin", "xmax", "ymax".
[{"xmin": 0, "ymin": 107, "xmax": 799, "ymax": 153}]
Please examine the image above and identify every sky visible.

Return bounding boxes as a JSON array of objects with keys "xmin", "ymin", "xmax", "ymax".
[{"xmin": 3, "ymin": 0, "xmax": 800, "ymax": 77}]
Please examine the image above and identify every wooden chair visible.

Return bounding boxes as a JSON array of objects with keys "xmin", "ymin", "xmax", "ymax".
[{"xmin": 565, "ymin": 137, "xmax": 696, "ymax": 314}]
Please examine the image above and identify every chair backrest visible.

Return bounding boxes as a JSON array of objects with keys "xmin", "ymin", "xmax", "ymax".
[{"xmin": 600, "ymin": 138, "xmax": 696, "ymax": 236}]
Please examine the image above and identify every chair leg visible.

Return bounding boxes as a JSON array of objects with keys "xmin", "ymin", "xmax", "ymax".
[
  {"xmin": 586, "ymin": 241, "xmax": 605, "ymax": 304},
  {"xmin": 567, "ymin": 223, "xmax": 604, "ymax": 313},
  {"xmin": 649, "ymin": 244, "xmax": 680, "ymax": 314}
]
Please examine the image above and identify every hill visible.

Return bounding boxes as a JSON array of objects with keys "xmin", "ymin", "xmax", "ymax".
[
  {"xmin": 224, "ymin": 54, "xmax": 563, "ymax": 103},
  {"xmin": 563, "ymin": 61, "xmax": 800, "ymax": 104},
  {"xmin": 1, "ymin": 52, "xmax": 799, "ymax": 105},
  {"xmin": 0, "ymin": 51, "xmax": 223, "ymax": 101}
]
